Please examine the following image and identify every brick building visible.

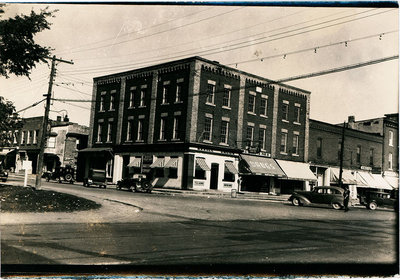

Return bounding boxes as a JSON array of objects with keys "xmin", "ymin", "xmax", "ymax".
[
  {"xmin": 309, "ymin": 119, "xmax": 394, "ymax": 198},
  {"xmin": 82, "ymin": 56, "xmax": 316, "ymax": 194},
  {"xmin": 0, "ymin": 116, "xmax": 88, "ymax": 177}
]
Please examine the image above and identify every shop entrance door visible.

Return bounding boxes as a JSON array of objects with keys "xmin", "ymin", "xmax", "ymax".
[{"xmin": 210, "ymin": 163, "xmax": 219, "ymax": 190}]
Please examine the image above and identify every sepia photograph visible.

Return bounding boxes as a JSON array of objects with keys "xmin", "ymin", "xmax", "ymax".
[{"xmin": 0, "ymin": 1, "xmax": 398, "ymax": 278}]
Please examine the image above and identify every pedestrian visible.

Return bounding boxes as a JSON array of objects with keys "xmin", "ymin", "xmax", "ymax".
[{"xmin": 343, "ymin": 185, "xmax": 350, "ymax": 212}]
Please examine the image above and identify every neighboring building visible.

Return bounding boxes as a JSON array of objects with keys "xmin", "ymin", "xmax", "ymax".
[
  {"xmin": 82, "ymin": 56, "xmax": 316, "ymax": 194},
  {"xmin": 309, "ymin": 119, "xmax": 394, "ymax": 199},
  {"xmin": 0, "ymin": 116, "xmax": 88, "ymax": 177}
]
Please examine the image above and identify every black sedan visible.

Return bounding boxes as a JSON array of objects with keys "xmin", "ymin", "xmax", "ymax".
[
  {"xmin": 359, "ymin": 191, "xmax": 397, "ymax": 210},
  {"xmin": 288, "ymin": 186, "xmax": 345, "ymax": 210}
]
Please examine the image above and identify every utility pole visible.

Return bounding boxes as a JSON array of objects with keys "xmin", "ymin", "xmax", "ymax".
[
  {"xmin": 35, "ymin": 55, "xmax": 73, "ymax": 190},
  {"xmin": 338, "ymin": 121, "xmax": 346, "ymax": 189}
]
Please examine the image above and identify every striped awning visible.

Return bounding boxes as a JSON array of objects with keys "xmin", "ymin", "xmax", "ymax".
[
  {"xmin": 330, "ymin": 168, "xmax": 357, "ymax": 185},
  {"xmin": 196, "ymin": 158, "xmax": 211, "ymax": 171},
  {"xmin": 127, "ymin": 157, "xmax": 141, "ymax": 168},
  {"xmin": 164, "ymin": 157, "xmax": 179, "ymax": 168},
  {"xmin": 225, "ymin": 161, "xmax": 238, "ymax": 174},
  {"xmin": 150, "ymin": 157, "xmax": 165, "ymax": 168}
]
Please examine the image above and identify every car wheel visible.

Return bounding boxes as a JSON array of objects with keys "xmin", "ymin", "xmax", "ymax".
[
  {"xmin": 65, "ymin": 173, "xmax": 73, "ymax": 182},
  {"xmin": 331, "ymin": 203, "xmax": 342, "ymax": 210},
  {"xmin": 292, "ymin": 198, "xmax": 301, "ymax": 206},
  {"xmin": 368, "ymin": 202, "xmax": 377, "ymax": 210}
]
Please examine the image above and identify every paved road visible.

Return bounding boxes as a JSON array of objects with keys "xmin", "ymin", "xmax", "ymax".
[{"xmin": 1, "ymin": 178, "xmax": 398, "ymax": 273}]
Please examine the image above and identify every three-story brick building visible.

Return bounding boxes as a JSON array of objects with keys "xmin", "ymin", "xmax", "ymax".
[{"xmin": 83, "ymin": 56, "xmax": 316, "ymax": 194}]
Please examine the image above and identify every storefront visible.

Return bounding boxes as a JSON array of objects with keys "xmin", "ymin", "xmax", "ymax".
[
  {"xmin": 239, "ymin": 154, "xmax": 285, "ymax": 194},
  {"xmin": 355, "ymin": 170, "xmax": 394, "ymax": 196},
  {"xmin": 79, "ymin": 147, "xmax": 114, "ymax": 181},
  {"xmin": 276, "ymin": 160, "xmax": 317, "ymax": 194},
  {"xmin": 330, "ymin": 167, "xmax": 358, "ymax": 199}
]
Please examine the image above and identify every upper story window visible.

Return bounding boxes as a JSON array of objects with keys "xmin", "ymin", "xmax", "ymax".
[
  {"xmin": 162, "ymin": 81, "xmax": 170, "ymax": 104},
  {"xmin": 109, "ymin": 90, "xmax": 116, "ymax": 110},
  {"xmin": 220, "ymin": 120, "xmax": 229, "ymax": 144},
  {"xmin": 294, "ymin": 103, "xmax": 301, "ymax": 123},
  {"xmin": 47, "ymin": 136, "xmax": 56, "ymax": 148},
  {"xmin": 27, "ymin": 130, "xmax": 32, "ymax": 144},
  {"xmin": 282, "ymin": 101, "xmax": 289, "ymax": 121},
  {"xmin": 129, "ymin": 86, "xmax": 136, "ymax": 108},
  {"xmin": 292, "ymin": 132, "xmax": 299, "ymax": 156},
  {"xmin": 107, "ymin": 120, "xmax": 113, "ymax": 142},
  {"xmin": 173, "ymin": 116, "xmax": 180, "ymax": 140},
  {"xmin": 223, "ymin": 85, "xmax": 231, "ymax": 108},
  {"xmin": 204, "ymin": 115, "xmax": 213, "ymax": 142},
  {"xmin": 140, "ymin": 88, "xmax": 146, "ymax": 107},
  {"xmin": 97, "ymin": 122, "xmax": 103, "ymax": 143},
  {"xmin": 259, "ymin": 126, "xmax": 266, "ymax": 150},
  {"xmin": 248, "ymin": 92, "xmax": 256, "ymax": 114},
  {"xmin": 13, "ymin": 131, "xmax": 18, "ymax": 144},
  {"xmin": 246, "ymin": 124, "xmax": 254, "ymax": 146},
  {"xmin": 76, "ymin": 139, "xmax": 80, "ymax": 150},
  {"xmin": 389, "ymin": 153, "xmax": 393, "ymax": 170},
  {"xmin": 159, "ymin": 117, "xmax": 166, "ymax": 140},
  {"xmin": 137, "ymin": 119, "xmax": 144, "ymax": 141},
  {"xmin": 33, "ymin": 130, "xmax": 38, "ymax": 144},
  {"xmin": 206, "ymin": 80, "xmax": 216, "ymax": 105},
  {"xmin": 357, "ymin": 145, "xmax": 361, "ymax": 164},
  {"xmin": 317, "ymin": 138, "xmax": 322, "ymax": 157},
  {"xmin": 99, "ymin": 91, "xmax": 106, "ymax": 111},
  {"xmin": 280, "ymin": 129, "xmax": 288, "ymax": 154},
  {"xmin": 260, "ymin": 96, "xmax": 268, "ymax": 117},
  {"xmin": 176, "ymin": 79, "xmax": 183, "ymax": 103},
  {"xmin": 369, "ymin": 148, "xmax": 374, "ymax": 166},
  {"xmin": 338, "ymin": 141, "xmax": 342, "ymax": 160},
  {"xmin": 126, "ymin": 118, "xmax": 134, "ymax": 141},
  {"xmin": 389, "ymin": 130, "xmax": 394, "ymax": 146},
  {"xmin": 21, "ymin": 131, "xmax": 26, "ymax": 145}
]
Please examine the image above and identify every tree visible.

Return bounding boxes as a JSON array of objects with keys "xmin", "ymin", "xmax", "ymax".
[
  {"xmin": 0, "ymin": 5, "xmax": 56, "ymax": 78},
  {"xmin": 0, "ymin": 97, "xmax": 22, "ymax": 147}
]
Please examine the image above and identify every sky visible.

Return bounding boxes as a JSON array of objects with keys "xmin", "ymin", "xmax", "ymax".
[{"xmin": 1, "ymin": 3, "xmax": 398, "ymax": 127}]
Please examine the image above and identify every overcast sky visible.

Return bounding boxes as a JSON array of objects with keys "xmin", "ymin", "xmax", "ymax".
[{"xmin": 1, "ymin": 3, "xmax": 398, "ymax": 126}]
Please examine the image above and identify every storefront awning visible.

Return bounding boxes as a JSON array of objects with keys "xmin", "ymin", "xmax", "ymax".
[
  {"xmin": 150, "ymin": 157, "xmax": 165, "ymax": 168},
  {"xmin": 240, "ymin": 154, "xmax": 285, "ymax": 177},
  {"xmin": 0, "ymin": 149, "xmax": 15, "ymax": 156},
  {"xmin": 276, "ymin": 160, "xmax": 317, "ymax": 181},
  {"xmin": 127, "ymin": 157, "xmax": 141, "ymax": 168},
  {"xmin": 356, "ymin": 171, "xmax": 393, "ymax": 190},
  {"xmin": 196, "ymin": 158, "xmax": 211, "ymax": 171},
  {"xmin": 330, "ymin": 168, "xmax": 357, "ymax": 185},
  {"xmin": 164, "ymin": 158, "xmax": 179, "ymax": 168},
  {"xmin": 225, "ymin": 161, "xmax": 239, "ymax": 174},
  {"xmin": 384, "ymin": 175, "xmax": 399, "ymax": 189}
]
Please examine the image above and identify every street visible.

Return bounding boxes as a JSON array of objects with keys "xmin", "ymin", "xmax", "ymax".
[{"xmin": 1, "ymin": 178, "xmax": 397, "ymax": 273}]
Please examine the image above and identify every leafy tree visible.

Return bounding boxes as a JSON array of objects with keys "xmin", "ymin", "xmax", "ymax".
[
  {"xmin": 0, "ymin": 5, "xmax": 56, "ymax": 78},
  {"xmin": 0, "ymin": 97, "xmax": 22, "ymax": 147}
]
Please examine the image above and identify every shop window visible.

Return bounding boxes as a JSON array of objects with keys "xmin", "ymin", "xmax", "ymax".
[
  {"xmin": 195, "ymin": 168, "xmax": 206, "ymax": 179},
  {"xmin": 155, "ymin": 167, "xmax": 164, "ymax": 178},
  {"xmin": 168, "ymin": 168, "xmax": 178, "ymax": 178},
  {"xmin": 223, "ymin": 166, "xmax": 235, "ymax": 182}
]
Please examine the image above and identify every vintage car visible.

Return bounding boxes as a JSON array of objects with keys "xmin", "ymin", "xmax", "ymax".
[
  {"xmin": 83, "ymin": 169, "xmax": 107, "ymax": 188},
  {"xmin": 288, "ymin": 186, "xmax": 345, "ymax": 210},
  {"xmin": 116, "ymin": 174, "xmax": 153, "ymax": 193},
  {"xmin": 43, "ymin": 166, "xmax": 75, "ymax": 184},
  {"xmin": 0, "ymin": 168, "xmax": 8, "ymax": 182},
  {"xmin": 358, "ymin": 191, "xmax": 398, "ymax": 210}
]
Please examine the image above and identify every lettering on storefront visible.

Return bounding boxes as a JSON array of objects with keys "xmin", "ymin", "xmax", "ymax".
[
  {"xmin": 194, "ymin": 180, "xmax": 205, "ymax": 186},
  {"xmin": 223, "ymin": 183, "xmax": 232, "ymax": 188},
  {"xmin": 249, "ymin": 161, "xmax": 276, "ymax": 170}
]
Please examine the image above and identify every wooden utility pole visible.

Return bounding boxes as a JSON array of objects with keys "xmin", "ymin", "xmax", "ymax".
[
  {"xmin": 35, "ymin": 55, "xmax": 73, "ymax": 190},
  {"xmin": 338, "ymin": 121, "xmax": 346, "ymax": 189}
]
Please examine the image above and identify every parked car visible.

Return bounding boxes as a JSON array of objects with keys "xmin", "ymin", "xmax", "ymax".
[
  {"xmin": 288, "ymin": 186, "xmax": 345, "ymax": 210},
  {"xmin": 83, "ymin": 169, "xmax": 107, "ymax": 188},
  {"xmin": 43, "ymin": 166, "xmax": 75, "ymax": 184},
  {"xmin": 358, "ymin": 191, "xmax": 398, "ymax": 210},
  {"xmin": 116, "ymin": 174, "xmax": 153, "ymax": 193},
  {"xmin": 0, "ymin": 168, "xmax": 8, "ymax": 182}
]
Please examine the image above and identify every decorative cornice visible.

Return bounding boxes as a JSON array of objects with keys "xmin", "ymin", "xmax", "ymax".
[
  {"xmin": 245, "ymin": 78, "xmax": 275, "ymax": 91},
  {"xmin": 157, "ymin": 63, "xmax": 190, "ymax": 74},
  {"xmin": 201, "ymin": 64, "xmax": 240, "ymax": 80},
  {"xmin": 126, "ymin": 71, "xmax": 153, "ymax": 80},
  {"xmin": 96, "ymin": 78, "xmax": 122, "ymax": 85},
  {"xmin": 279, "ymin": 87, "xmax": 308, "ymax": 99}
]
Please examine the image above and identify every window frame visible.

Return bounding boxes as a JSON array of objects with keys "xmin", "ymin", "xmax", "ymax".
[
  {"xmin": 260, "ymin": 97, "xmax": 268, "ymax": 116},
  {"xmin": 222, "ymin": 86, "xmax": 231, "ymax": 108},
  {"xmin": 317, "ymin": 137, "xmax": 322, "ymax": 157},
  {"xmin": 159, "ymin": 117, "xmax": 166, "ymax": 140},
  {"xmin": 220, "ymin": 120, "xmax": 229, "ymax": 144},
  {"xmin": 282, "ymin": 103, "xmax": 289, "ymax": 121},
  {"xmin": 173, "ymin": 116, "xmax": 180, "ymax": 140},
  {"xmin": 248, "ymin": 94, "xmax": 256, "ymax": 114},
  {"xmin": 204, "ymin": 116, "xmax": 213, "ymax": 142},
  {"xmin": 280, "ymin": 131, "xmax": 288, "ymax": 154},
  {"xmin": 137, "ymin": 119, "xmax": 144, "ymax": 141},
  {"xmin": 292, "ymin": 133, "xmax": 299, "ymax": 155},
  {"xmin": 206, "ymin": 82, "xmax": 215, "ymax": 105}
]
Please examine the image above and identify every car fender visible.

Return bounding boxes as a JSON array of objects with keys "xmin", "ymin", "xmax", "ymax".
[{"xmin": 290, "ymin": 194, "xmax": 311, "ymax": 205}]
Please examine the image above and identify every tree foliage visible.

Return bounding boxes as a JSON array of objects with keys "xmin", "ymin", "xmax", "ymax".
[
  {"xmin": 0, "ymin": 97, "xmax": 22, "ymax": 147},
  {"xmin": 0, "ymin": 6, "xmax": 56, "ymax": 78}
]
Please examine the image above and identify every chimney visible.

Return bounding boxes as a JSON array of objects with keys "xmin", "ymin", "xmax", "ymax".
[
  {"xmin": 348, "ymin": 115, "xmax": 355, "ymax": 129},
  {"xmin": 57, "ymin": 116, "xmax": 62, "ymax": 122},
  {"xmin": 64, "ymin": 115, "xmax": 69, "ymax": 122}
]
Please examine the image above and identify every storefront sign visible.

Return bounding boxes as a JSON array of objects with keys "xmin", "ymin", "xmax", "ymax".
[
  {"xmin": 360, "ymin": 166, "xmax": 372, "ymax": 171},
  {"xmin": 194, "ymin": 180, "xmax": 205, "ymax": 186},
  {"xmin": 223, "ymin": 183, "xmax": 232, "ymax": 188}
]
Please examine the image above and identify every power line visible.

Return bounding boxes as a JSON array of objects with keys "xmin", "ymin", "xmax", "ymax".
[
  {"xmin": 62, "ymin": 8, "xmax": 396, "ymax": 75},
  {"xmin": 16, "ymin": 98, "xmax": 46, "ymax": 113},
  {"xmin": 52, "ymin": 54, "xmax": 399, "ymax": 104}
]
